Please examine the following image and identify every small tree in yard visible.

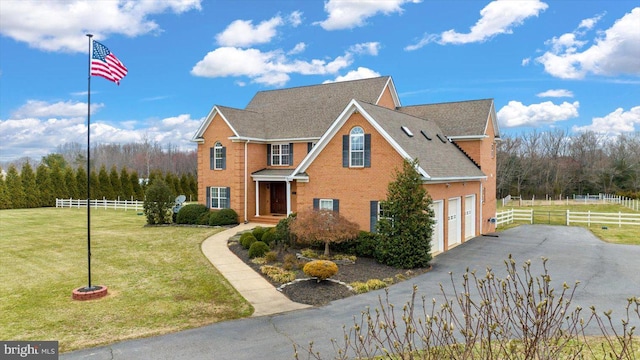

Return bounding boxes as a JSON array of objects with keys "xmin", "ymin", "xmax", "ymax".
[
  {"xmin": 376, "ymin": 158, "xmax": 434, "ymax": 269},
  {"xmin": 143, "ymin": 180, "xmax": 174, "ymax": 225},
  {"xmin": 290, "ymin": 209, "xmax": 359, "ymax": 256}
]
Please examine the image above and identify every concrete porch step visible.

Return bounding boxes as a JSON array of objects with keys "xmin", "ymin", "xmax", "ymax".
[{"xmin": 248, "ymin": 215, "xmax": 286, "ymax": 225}]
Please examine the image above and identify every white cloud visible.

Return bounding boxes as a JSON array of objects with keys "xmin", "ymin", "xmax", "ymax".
[
  {"xmin": 578, "ymin": 12, "xmax": 605, "ymax": 31},
  {"xmin": 288, "ymin": 11, "xmax": 303, "ymax": 27},
  {"xmin": 536, "ymin": 8, "xmax": 640, "ymax": 79},
  {"xmin": 349, "ymin": 42, "xmax": 381, "ymax": 56},
  {"xmin": 317, "ymin": 0, "xmax": 420, "ymax": 30},
  {"xmin": 215, "ymin": 16, "xmax": 284, "ymax": 47},
  {"xmin": 12, "ymin": 100, "xmax": 104, "ymax": 118},
  {"xmin": 536, "ymin": 89, "xmax": 574, "ymax": 98},
  {"xmin": 497, "ymin": 100, "xmax": 579, "ymax": 127},
  {"xmin": 521, "ymin": 57, "xmax": 531, "ymax": 66},
  {"xmin": 323, "ymin": 67, "xmax": 382, "ymax": 83},
  {"xmin": 191, "ymin": 41, "xmax": 378, "ymax": 86},
  {"xmin": 0, "ymin": 0, "xmax": 202, "ymax": 53},
  {"xmin": 288, "ymin": 42, "xmax": 306, "ymax": 55},
  {"xmin": 406, "ymin": 0, "xmax": 548, "ymax": 50},
  {"xmin": 573, "ymin": 106, "xmax": 640, "ymax": 134},
  {"xmin": 0, "ymin": 106, "xmax": 202, "ymax": 162}
]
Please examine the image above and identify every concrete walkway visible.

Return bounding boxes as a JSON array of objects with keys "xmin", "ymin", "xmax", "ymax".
[{"xmin": 200, "ymin": 223, "xmax": 311, "ymax": 317}]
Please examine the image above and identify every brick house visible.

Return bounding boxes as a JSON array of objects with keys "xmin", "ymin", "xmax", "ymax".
[{"xmin": 192, "ymin": 76, "xmax": 500, "ymax": 253}]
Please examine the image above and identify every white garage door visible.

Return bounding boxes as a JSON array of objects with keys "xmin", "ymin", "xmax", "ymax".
[
  {"xmin": 430, "ymin": 201, "xmax": 444, "ymax": 253},
  {"xmin": 448, "ymin": 197, "xmax": 461, "ymax": 246},
  {"xmin": 465, "ymin": 195, "xmax": 476, "ymax": 240}
]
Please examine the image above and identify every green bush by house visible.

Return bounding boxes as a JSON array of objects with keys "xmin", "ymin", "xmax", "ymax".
[
  {"xmin": 176, "ymin": 204, "xmax": 209, "ymax": 224},
  {"xmin": 209, "ymin": 208, "xmax": 238, "ymax": 226}
]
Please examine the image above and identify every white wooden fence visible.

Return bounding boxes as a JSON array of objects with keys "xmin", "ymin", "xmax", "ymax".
[
  {"xmin": 601, "ymin": 193, "xmax": 640, "ymax": 211},
  {"xmin": 500, "ymin": 193, "xmax": 639, "ymax": 210},
  {"xmin": 566, "ymin": 210, "xmax": 640, "ymax": 227},
  {"xmin": 56, "ymin": 198, "xmax": 144, "ymax": 211},
  {"xmin": 495, "ymin": 208, "xmax": 533, "ymax": 227},
  {"xmin": 496, "ymin": 208, "xmax": 640, "ymax": 228}
]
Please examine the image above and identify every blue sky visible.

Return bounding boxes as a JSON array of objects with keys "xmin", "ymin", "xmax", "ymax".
[{"xmin": 1, "ymin": 0, "xmax": 639, "ymax": 162}]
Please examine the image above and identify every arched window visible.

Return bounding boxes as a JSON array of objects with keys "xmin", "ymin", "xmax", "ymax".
[
  {"xmin": 350, "ymin": 126, "xmax": 364, "ymax": 167},
  {"xmin": 214, "ymin": 141, "xmax": 224, "ymax": 169}
]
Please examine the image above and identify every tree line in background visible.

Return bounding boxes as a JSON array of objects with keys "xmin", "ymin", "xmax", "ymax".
[
  {"xmin": 1, "ymin": 140, "xmax": 197, "ymax": 180},
  {"xmin": 497, "ymin": 130, "xmax": 640, "ymax": 199},
  {"xmin": 0, "ymin": 141, "xmax": 198, "ymax": 209}
]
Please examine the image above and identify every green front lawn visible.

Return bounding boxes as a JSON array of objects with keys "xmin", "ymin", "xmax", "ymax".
[{"xmin": 0, "ymin": 208, "xmax": 252, "ymax": 352}]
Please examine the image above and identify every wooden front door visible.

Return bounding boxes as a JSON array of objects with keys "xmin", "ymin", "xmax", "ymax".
[{"xmin": 270, "ymin": 183, "xmax": 286, "ymax": 214}]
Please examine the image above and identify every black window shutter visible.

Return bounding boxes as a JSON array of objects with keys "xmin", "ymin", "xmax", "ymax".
[
  {"xmin": 267, "ymin": 144, "xmax": 271, "ymax": 166},
  {"xmin": 307, "ymin": 142, "xmax": 313, "ymax": 153},
  {"xmin": 364, "ymin": 134, "xmax": 371, "ymax": 168},
  {"xmin": 342, "ymin": 135, "xmax": 349, "ymax": 167},
  {"xmin": 206, "ymin": 187, "xmax": 211, "ymax": 208},
  {"xmin": 209, "ymin": 148, "xmax": 214, "ymax": 170},
  {"xmin": 225, "ymin": 187, "xmax": 231, "ymax": 209},
  {"xmin": 333, "ymin": 199, "xmax": 339, "ymax": 212},
  {"xmin": 221, "ymin": 146, "xmax": 226, "ymax": 170},
  {"xmin": 289, "ymin": 143, "xmax": 294, "ymax": 165},
  {"xmin": 370, "ymin": 201, "xmax": 378, "ymax": 233},
  {"xmin": 313, "ymin": 198, "xmax": 319, "ymax": 210}
]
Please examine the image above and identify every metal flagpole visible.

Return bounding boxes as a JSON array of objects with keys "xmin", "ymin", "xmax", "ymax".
[{"xmin": 86, "ymin": 33, "xmax": 93, "ymax": 290}]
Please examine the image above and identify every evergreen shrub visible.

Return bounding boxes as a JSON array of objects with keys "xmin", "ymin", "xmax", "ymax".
[
  {"xmin": 197, "ymin": 211, "xmax": 211, "ymax": 225},
  {"xmin": 303, "ymin": 260, "xmax": 338, "ymax": 281},
  {"xmin": 176, "ymin": 203, "xmax": 208, "ymax": 224},
  {"xmin": 239, "ymin": 233, "xmax": 257, "ymax": 249},
  {"xmin": 209, "ymin": 208, "xmax": 238, "ymax": 226},
  {"xmin": 248, "ymin": 241, "xmax": 269, "ymax": 258},
  {"xmin": 260, "ymin": 227, "xmax": 277, "ymax": 245},
  {"xmin": 252, "ymin": 226, "xmax": 266, "ymax": 241}
]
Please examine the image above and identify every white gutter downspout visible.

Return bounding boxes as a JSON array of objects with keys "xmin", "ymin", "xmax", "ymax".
[
  {"xmin": 479, "ymin": 181, "xmax": 483, "ymax": 234},
  {"xmin": 244, "ymin": 140, "xmax": 248, "ymax": 223}
]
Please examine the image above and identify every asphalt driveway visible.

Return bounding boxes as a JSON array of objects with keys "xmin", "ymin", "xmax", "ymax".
[{"xmin": 62, "ymin": 225, "xmax": 640, "ymax": 360}]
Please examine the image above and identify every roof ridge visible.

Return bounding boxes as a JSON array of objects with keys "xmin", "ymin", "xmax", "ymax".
[
  {"xmin": 358, "ymin": 100, "xmax": 438, "ymax": 124},
  {"xmin": 252, "ymin": 76, "xmax": 390, "ymax": 95},
  {"xmin": 217, "ymin": 105, "xmax": 261, "ymax": 114},
  {"xmin": 400, "ymin": 98, "xmax": 493, "ymax": 108}
]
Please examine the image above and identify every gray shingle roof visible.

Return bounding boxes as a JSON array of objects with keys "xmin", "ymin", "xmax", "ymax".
[
  {"xmin": 397, "ymin": 99, "xmax": 494, "ymax": 137},
  {"xmin": 224, "ymin": 76, "xmax": 391, "ymax": 139},
  {"xmin": 358, "ymin": 102, "xmax": 485, "ymax": 179}
]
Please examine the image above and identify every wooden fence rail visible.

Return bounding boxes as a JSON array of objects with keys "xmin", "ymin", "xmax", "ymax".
[
  {"xmin": 56, "ymin": 198, "xmax": 144, "ymax": 211},
  {"xmin": 567, "ymin": 210, "xmax": 640, "ymax": 227},
  {"xmin": 496, "ymin": 208, "xmax": 640, "ymax": 228},
  {"xmin": 495, "ymin": 208, "xmax": 533, "ymax": 227}
]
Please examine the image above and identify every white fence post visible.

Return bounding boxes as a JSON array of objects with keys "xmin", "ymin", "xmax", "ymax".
[{"xmin": 55, "ymin": 198, "xmax": 144, "ymax": 211}]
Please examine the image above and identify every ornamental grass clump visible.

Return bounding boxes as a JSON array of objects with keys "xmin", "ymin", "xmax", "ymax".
[
  {"xmin": 260, "ymin": 265, "xmax": 296, "ymax": 283},
  {"xmin": 303, "ymin": 260, "xmax": 338, "ymax": 281}
]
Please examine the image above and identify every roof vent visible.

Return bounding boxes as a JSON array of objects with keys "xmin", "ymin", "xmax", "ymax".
[
  {"xmin": 401, "ymin": 126, "xmax": 413, "ymax": 137},
  {"xmin": 420, "ymin": 130, "xmax": 432, "ymax": 141},
  {"xmin": 436, "ymin": 134, "xmax": 448, "ymax": 143}
]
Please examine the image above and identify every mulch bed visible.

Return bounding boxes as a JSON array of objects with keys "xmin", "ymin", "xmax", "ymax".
[{"xmin": 227, "ymin": 238, "xmax": 430, "ymax": 306}]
